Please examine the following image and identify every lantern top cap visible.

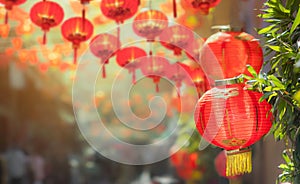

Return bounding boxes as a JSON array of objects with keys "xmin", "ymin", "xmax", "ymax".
[
  {"xmin": 214, "ymin": 75, "xmax": 244, "ymax": 86},
  {"xmin": 211, "ymin": 25, "xmax": 243, "ymax": 32}
]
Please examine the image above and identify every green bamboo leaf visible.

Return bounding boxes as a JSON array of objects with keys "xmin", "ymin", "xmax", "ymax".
[
  {"xmin": 266, "ymin": 44, "xmax": 281, "ymax": 52},
  {"xmin": 269, "ymin": 75, "xmax": 285, "ymax": 89},
  {"xmin": 260, "ymin": 92, "xmax": 274, "ymax": 102},
  {"xmin": 282, "ymin": 150, "xmax": 292, "ymax": 163},
  {"xmin": 278, "ymin": 3, "xmax": 291, "ymax": 13},
  {"xmin": 246, "ymin": 65, "xmax": 258, "ymax": 77},
  {"xmin": 258, "ymin": 24, "xmax": 276, "ymax": 34},
  {"xmin": 290, "ymin": 6, "xmax": 300, "ymax": 34}
]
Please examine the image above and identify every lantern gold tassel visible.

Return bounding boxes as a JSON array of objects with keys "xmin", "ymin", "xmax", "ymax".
[{"xmin": 226, "ymin": 147, "xmax": 252, "ymax": 177}]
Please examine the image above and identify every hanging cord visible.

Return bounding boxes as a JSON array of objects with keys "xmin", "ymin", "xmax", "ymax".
[{"xmin": 173, "ymin": 0, "xmax": 177, "ymax": 18}]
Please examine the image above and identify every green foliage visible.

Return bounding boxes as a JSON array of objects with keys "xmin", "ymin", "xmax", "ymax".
[{"xmin": 249, "ymin": 0, "xmax": 300, "ymax": 183}]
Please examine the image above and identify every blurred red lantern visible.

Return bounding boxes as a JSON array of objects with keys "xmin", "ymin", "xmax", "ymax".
[
  {"xmin": 185, "ymin": 38, "xmax": 205, "ymax": 62},
  {"xmin": 30, "ymin": 1, "xmax": 64, "ymax": 44},
  {"xmin": 194, "ymin": 83, "xmax": 272, "ymax": 176},
  {"xmin": 167, "ymin": 62, "xmax": 191, "ymax": 97},
  {"xmin": 90, "ymin": 33, "xmax": 120, "ymax": 78},
  {"xmin": 170, "ymin": 150, "xmax": 198, "ymax": 180},
  {"xmin": 100, "ymin": 0, "xmax": 139, "ymax": 24},
  {"xmin": 116, "ymin": 46, "xmax": 147, "ymax": 83},
  {"xmin": 201, "ymin": 29, "xmax": 263, "ymax": 79},
  {"xmin": 139, "ymin": 55, "xmax": 170, "ymax": 92},
  {"xmin": 0, "ymin": 0, "xmax": 26, "ymax": 24},
  {"xmin": 177, "ymin": 61, "xmax": 209, "ymax": 98},
  {"xmin": 133, "ymin": 9, "xmax": 168, "ymax": 42},
  {"xmin": 182, "ymin": 0, "xmax": 221, "ymax": 15},
  {"xmin": 61, "ymin": 17, "xmax": 94, "ymax": 64},
  {"xmin": 160, "ymin": 25, "xmax": 194, "ymax": 55}
]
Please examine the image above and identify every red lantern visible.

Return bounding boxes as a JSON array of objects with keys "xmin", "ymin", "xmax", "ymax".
[
  {"xmin": 139, "ymin": 55, "xmax": 171, "ymax": 92},
  {"xmin": 159, "ymin": 25, "xmax": 194, "ymax": 55},
  {"xmin": 90, "ymin": 33, "xmax": 120, "ymax": 78},
  {"xmin": 100, "ymin": 0, "xmax": 139, "ymax": 24},
  {"xmin": 133, "ymin": 9, "xmax": 168, "ymax": 42},
  {"xmin": 61, "ymin": 17, "xmax": 93, "ymax": 64},
  {"xmin": 194, "ymin": 83, "xmax": 272, "ymax": 176},
  {"xmin": 30, "ymin": 1, "xmax": 64, "ymax": 44},
  {"xmin": 167, "ymin": 62, "xmax": 191, "ymax": 97},
  {"xmin": 185, "ymin": 38, "xmax": 205, "ymax": 62},
  {"xmin": 177, "ymin": 61, "xmax": 209, "ymax": 98},
  {"xmin": 116, "ymin": 46, "xmax": 147, "ymax": 83},
  {"xmin": 170, "ymin": 150, "xmax": 198, "ymax": 180},
  {"xmin": 201, "ymin": 30, "xmax": 263, "ymax": 79},
  {"xmin": 0, "ymin": 0, "xmax": 26, "ymax": 24},
  {"xmin": 182, "ymin": 0, "xmax": 221, "ymax": 15}
]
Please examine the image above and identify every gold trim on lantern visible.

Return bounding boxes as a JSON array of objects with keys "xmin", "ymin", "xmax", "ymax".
[{"xmin": 225, "ymin": 147, "xmax": 252, "ymax": 177}]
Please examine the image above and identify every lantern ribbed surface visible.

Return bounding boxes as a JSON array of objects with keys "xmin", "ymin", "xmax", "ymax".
[
  {"xmin": 194, "ymin": 84, "xmax": 272, "ymax": 150},
  {"xmin": 201, "ymin": 31, "xmax": 263, "ymax": 79},
  {"xmin": 133, "ymin": 9, "xmax": 168, "ymax": 42},
  {"xmin": 30, "ymin": 1, "xmax": 64, "ymax": 44},
  {"xmin": 194, "ymin": 83, "xmax": 272, "ymax": 176},
  {"xmin": 100, "ymin": 0, "xmax": 139, "ymax": 24}
]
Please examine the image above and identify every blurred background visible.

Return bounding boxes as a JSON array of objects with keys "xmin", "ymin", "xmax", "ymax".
[{"xmin": 0, "ymin": 0, "xmax": 285, "ymax": 184}]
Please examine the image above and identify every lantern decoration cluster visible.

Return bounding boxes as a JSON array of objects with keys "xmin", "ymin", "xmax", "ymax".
[
  {"xmin": 193, "ymin": 26, "xmax": 271, "ymax": 176},
  {"xmin": 61, "ymin": 17, "xmax": 94, "ymax": 64},
  {"xmin": 90, "ymin": 33, "xmax": 120, "ymax": 78},
  {"xmin": 200, "ymin": 27, "xmax": 263, "ymax": 80},
  {"xmin": 182, "ymin": 0, "xmax": 222, "ymax": 15},
  {"xmin": 116, "ymin": 46, "xmax": 147, "ymax": 83},
  {"xmin": 132, "ymin": 9, "xmax": 168, "ymax": 42},
  {"xmin": 0, "ymin": 0, "xmax": 26, "ymax": 24},
  {"xmin": 30, "ymin": 1, "xmax": 64, "ymax": 44},
  {"xmin": 194, "ymin": 83, "xmax": 273, "ymax": 176}
]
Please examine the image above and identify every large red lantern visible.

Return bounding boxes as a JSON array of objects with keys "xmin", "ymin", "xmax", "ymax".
[
  {"xmin": 30, "ymin": 1, "xmax": 64, "ymax": 44},
  {"xmin": 61, "ymin": 17, "xmax": 93, "ymax": 64},
  {"xmin": 0, "ymin": 0, "xmax": 26, "ymax": 24},
  {"xmin": 90, "ymin": 33, "xmax": 120, "ymax": 78},
  {"xmin": 194, "ymin": 83, "xmax": 272, "ymax": 176},
  {"xmin": 116, "ymin": 46, "xmax": 147, "ymax": 83},
  {"xmin": 133, "ymin": 9, "xmax": 168, "ymax": 42},
  {"xmin": 201, "ymin": 29, "xmax": 263, "ymax": 80},
  {"xmin": 182, "ymin": 0, "xmax": 221, "ymax": 15},
  {"xmin": 159, "ymin": 25, "xmax": 194, "ymax": 55},
  {"xmin": 139, "ymin": 55, "xmax": 170, "ymax": 92},
  {"xmin": 100, "ymin": 0, "xmax": 139, "ymax": 24}
]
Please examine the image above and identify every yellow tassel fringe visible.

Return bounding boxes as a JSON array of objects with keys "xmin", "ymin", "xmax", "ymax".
[{"xmin": 226, "ymin": 148, "xmax": 252, "ymax": 177}]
